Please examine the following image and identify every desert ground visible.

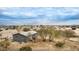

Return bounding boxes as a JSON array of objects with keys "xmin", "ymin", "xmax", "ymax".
[{"xmin": 0, "ymin": 25, "xmax": 79, "ymax": 51}]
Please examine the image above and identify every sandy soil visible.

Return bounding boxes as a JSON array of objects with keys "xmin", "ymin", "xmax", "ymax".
[{"xmin": 0, "ymin": 29, "xmax": 79, "ymax": 51}]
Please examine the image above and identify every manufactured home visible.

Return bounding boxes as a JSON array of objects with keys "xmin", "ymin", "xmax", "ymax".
[{"xmin": 13, "ymin": 31, "xmax": 38, "ymax": 43}]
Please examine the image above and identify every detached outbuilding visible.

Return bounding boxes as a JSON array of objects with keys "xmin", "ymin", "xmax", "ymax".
[{"xmin": 13, "ymin": 31, "xmax": 37, "ymax": 43}]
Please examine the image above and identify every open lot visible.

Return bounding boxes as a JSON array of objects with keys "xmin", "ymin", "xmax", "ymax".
[{"xmin": 0, "ymin": 25, "xmax": 79, "ymax": 51}]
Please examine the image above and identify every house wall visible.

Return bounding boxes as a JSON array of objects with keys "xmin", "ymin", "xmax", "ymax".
[{"xmin": 13, "ymin": 34, "xmax": 29, "ymax": 43}]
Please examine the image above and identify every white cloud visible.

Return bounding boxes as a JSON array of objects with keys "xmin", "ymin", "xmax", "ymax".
[
  {"xmin": 2, "ymin": 12, "xmax": 17, "ymax": 16},
  {"xmin": 0, "ymin": 7, "xmax": 79, "ymax": 25},
  {"xmin": 24, "ymin": 12, "xmax": 37, "ymax": 17}
]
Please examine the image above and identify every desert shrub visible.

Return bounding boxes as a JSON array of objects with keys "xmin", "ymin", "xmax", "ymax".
[
  {"xmin": 52, "ymin": 30, "xmax": 63, "ymax": 38},
  {"xmin": 37, "ymin": 28, "xmax": 65, "ymax": 42},
  {"xmin": 19, "ymin": 46, "xmax": 32, "ymax": 51},
  {"xmin": 16, "ymin": 26, "xmax": 21, "ymax": 32},
  {"xmin": 5, "ymin": 28, "xmax": 8, "ymax": 30},
  {"xmin": 0, "ymin": 39, "xmax": 11, "ymax": 50},
  {"xmin": 0, "ymin": 34, "xmax": 2, "ymax": 36},
  {"xmin": 63, "ymin": 30, "xmax": 75, "ymax": 38},
  {"xmin": 23, "ymin": 28, "xmax": 30, "ymax": 32},
  {"xmin": 36, "ymin": 28, "xmax": 47, "ymax": 40},
  {"xmin": 37, "ymin": 28, "xmax": 55, "ymax": 41},
  {"xmin": 55, "ymin": 42, "xmax": 65, "ymax": 48},
  {"xmin": 48, "ymin": 39, "xmax": 53, "ymax": 42},
  {"xmin": 0, "ymin": 29, "xmax": 2, "ymax": 31},
  {"xmin": 42, "ymin": 39, "xmax": 46, "ymax": 42},
  {"xmin": 37, "ymin": 28, "xmax": 76, "ymax": 42},
  {"xmin": 12, "ymin": 26, "xmax": 16, "ymax": 29}
]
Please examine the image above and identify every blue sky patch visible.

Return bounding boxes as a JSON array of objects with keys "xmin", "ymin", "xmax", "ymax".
[{"xmin": 0, "ymin": 7, "xmax": 79, "ymax": 25}]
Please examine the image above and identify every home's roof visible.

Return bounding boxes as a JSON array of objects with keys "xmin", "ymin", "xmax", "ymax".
[{"xmin": 19, "ymin": 31, "xmax": 37, "ymax": 36}]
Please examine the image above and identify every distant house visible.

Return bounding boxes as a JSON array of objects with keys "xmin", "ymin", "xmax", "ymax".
[
  {"xmin": 71, "ymin": 26, "xmax": 76, "ymax": 30},
  {"xmin": 13, "ymin": 31, "xmax": 37, "ymax": 43}
]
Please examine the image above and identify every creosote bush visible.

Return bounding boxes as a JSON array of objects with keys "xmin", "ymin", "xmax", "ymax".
[
  {"xmin": 63, "ymin": 30, "xmax": 75, "ymax": 38},
  {"xmin": 55, "ymin": 42, "xmax": 65, "ymax": 48},
  {"xmin": 36, "ymin": 27, "xmax": 76, "ymax": 43},
  {"xmin": 0, "ymin": 39, "xmax": 11, "ymax": 50},
  {"xmin": 23, "ymin": 28, "xmax": 30, "ymax": 32},
  {"xmin": 37, "ymin": 28, "xmax": 65, "ymax": 41},
  {"xmin": 19, "ymin": 46, "xmax": 32, "ymax": 51}
]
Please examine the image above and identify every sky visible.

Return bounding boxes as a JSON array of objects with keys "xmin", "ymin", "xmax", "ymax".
[{"xmin": 0, "ymin": 7, "xmax": 79, "ymax": 25}]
